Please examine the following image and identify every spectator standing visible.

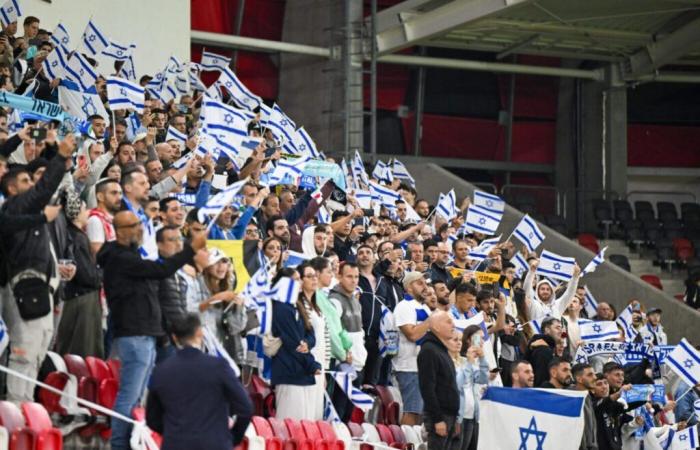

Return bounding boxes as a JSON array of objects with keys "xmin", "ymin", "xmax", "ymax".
[
  {"xmin": 86, "ymin": 178, "xmax": 122, "ymax": 256},
  {"xmin": 525, "ymin": 316, "xmax": 562, "ymax": 387},
  {"xmin": 329, "ymin": 262, "xmax": 366, "ymax": 373},
  {"xmin": 570, "ymin": 363, "xmax": 598, "ymax": 450},
  {"xmin": 454, "ymin": 325, "xmax": 489, "ymax": 450},
  {"xmin": 640, "ymin": 307, "xmax": 667, "ymax": 345},
  {"xmin": 510, "ymin": 360, "xmax": 535, "ymax": 388},
  {"xmin": 540, "ymin": 358, "xmax": 572, "ymax": 389}
]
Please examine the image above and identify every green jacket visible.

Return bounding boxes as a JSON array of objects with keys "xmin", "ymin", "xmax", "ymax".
[{"xmin": 316, "ymin": 288, "xmax": 353, "ymax": 361}]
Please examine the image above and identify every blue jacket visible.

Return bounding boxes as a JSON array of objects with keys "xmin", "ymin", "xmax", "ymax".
[
  {"xmin": 271, "ymin": 301, "xmax": 321, "ymax": 386},
  {"xmin": 146, "ymin": 346, "xmax": 253, "ymax": 450},
  {"xmin": 674, "ymin": 381, "xmax": 699, "ymax": 426},
  {"xmin": 208, "ymin": 206, "xmax": 257, "ymax": 240}
]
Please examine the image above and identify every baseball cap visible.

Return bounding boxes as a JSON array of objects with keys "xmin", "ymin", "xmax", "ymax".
[{"xmin": 403, "ymin": 271, "xmax": 424, "ymax": 291}]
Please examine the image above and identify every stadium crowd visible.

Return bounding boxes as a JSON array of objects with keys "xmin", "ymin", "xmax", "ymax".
[{"xmin": 0, "ymin": 10, "xmax": 698, "ymax": 450}]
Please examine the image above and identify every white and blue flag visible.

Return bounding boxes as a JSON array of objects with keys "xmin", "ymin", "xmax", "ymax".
[
  {"xmin": 537, "ymin": 250, "xmax": 576, "ymax": 282},
  {"xmin": 149, "ymin": 82, "xmax": 178, "ymax": 105},
  {"xmin": 323, "ymin": 391, "xmax": 343, "ymax": 423},
  {"xmin": 670, "ymin": 424, "xmax": 698, "ymax": 450},
  {"xmin": 218, "ymin": 67, "xmax": 261, "ymax": 110},
  {"xmin": 333, "ymin": 372, "xmax": 374, "ymax": 411},
  {"xmin": 202, "ymin": 326, "xmax": 240, "ymax": 377},
  {"xmin": 579, "ymin": 321, "xmax": 619, "ymax": 341},
  {"xmin": 200, "ymin": 50, "xmax": 231, "ymax": 72},
  {"xmin": 41, "ymin": 44, "xmax": 69, "ymax": 82},
  {"xmin": 478, "ymin": 387, "xmax": 587, "ymax": 450},
  {"xmin": 616, "ymin": 305, "xmax": 639, "ymax": 342},
  {"xmin": 64, "ymin": 52, "xmax": 98, "ymax": 92},
  {"xmin": 392, "ymin": 159, "xmax": 415, "ymax": 187},
  {"xmin": 102, "ymin": 41, "xmax": 134, "ymax": 61},
  {"xmin": 81, "ymin": 20, "xmax": 110, "ymax": 56},
  {"xmin": 291, "ymin": 127, "xmax": 321, "ymax": 159},
  {"xmin": 473, "ymin": 190, "xmax": 505, "ymax": 215},
  {"xmin": 197, "ymin": 179, "xmax": 247, "ymax": 223},
  {"xmin": 57, "ymin": 79, "xmax": 110, "ymax": 125},
  {"xmin": 465, "ymin": 204, "xmax": 501, "ymax": 235},
  {"xmin": 268, "ymin": 276, "xmax": 301, "ymax": 306},
  {"xmin": 201, "ymin": 97, "xmax": 249, "ymax": 142},
  {"xmin": 513, "ymin": 214, "xmax": 545, "ymax": 252},
  {"xmin": 436, "ymin": 189, "xmax": 458, "ymax": 221},
  {"xmin": 0, "ymin": 316, "xmax": 8, "ymax": 355},
  {"xmin": 0, "ymin": 0, "xmax": 21, "ymax": 28},
  {"xmin": 267, "ymin": 156, "xmax": 310, "ymax": 186},
  {"xmin": 242, "ymin": 264, "xmax": 273, "ymax": 334},
  {"xmin": 582, "ymin": 246, "xmax": 608, "ymax": 276},
  {"xmin": 469, "ymin": 236, "xmax": 501, "ymax": 262},
  {"xmin": 352, "ymin": 151, "xmax": 370, "ymax": 188},
  {"xmin": 106, "ymin": 76, "xmax": 145, "ymax": 113},
  {"xmin": 372, "ymin": 160, "xmax": 394, "ymax": 184},
  {"xmin": 119, "ymin": 55, "xmax": 136, "ymax": 81},
  {"xmin": 165, "ymin": 126, "xmax": 187, "ymax": 145},
  {"xmin": 283, "ymin": 250, "xmax": 309, "ymax": 268},
  {"xmin": 665, "ymin": 338, "xmax": 700, "ymax": 388},
  {"xmin": 50, "ymin": 23, "xmax": 71, "ymax": 47},
  {"xmin": 583, "ymin": 286, "xmax": 599, "ymax": 318},
  {"xmin": 512, "ymin": 252, "xmax": 529, "ymax": 278},
  {"xmin": 369, "ymin": 180, "xmax": 401, "ymax": 209}
]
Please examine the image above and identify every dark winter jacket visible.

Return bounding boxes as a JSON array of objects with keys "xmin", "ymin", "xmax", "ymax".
[
  {"xmin": 417, "ymin": 332, "xmax": 460, "ymax": 423},
  {"xmin": 270, "ymin": 300, "xmax": 320, "ymax": 386},
  {"xmin": 525, "ymin": 333, "xmax": 556, "ymax": 387}
]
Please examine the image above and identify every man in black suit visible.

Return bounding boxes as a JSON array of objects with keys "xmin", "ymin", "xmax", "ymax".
[{"xmin": 146, "ymin": 313, "xmax": 253, "ymax": 450}]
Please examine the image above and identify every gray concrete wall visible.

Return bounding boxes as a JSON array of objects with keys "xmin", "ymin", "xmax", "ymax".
[{"xmin": 405, "ymin": 162, "xmax": 700, "ymax": 344}]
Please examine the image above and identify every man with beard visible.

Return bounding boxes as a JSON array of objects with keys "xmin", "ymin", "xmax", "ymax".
[
  {"xmin": 592, "ymin": 374, "xmax": 639, "ymax": 450},
  {"xmin": 570, "ymin": 363, "xmax": 599, "ymax": 450},
  {"xmin": 523, "ymin": 256, "xmax": 581, "ymax": 321},
  {"xmin": 430, "ymin": 241, "xmax": 453, "ymax": 284},
  {"xmin": 540, "ymin": 358, "xmax": 572, "ymax": 388},
  {"xmin": 432, "ymin": 280, "xmax": 451, "ymax": 311},
  {"xmin": 87, "ymin": 178, "xmax": 123, "ymax": 256},
  {"xmin": 525, "ymin": 316, "xmax": 563, "ymax": 387},
  {"xmin": 265, "ymin": 215, "xmax": 291, "ymax": 248}
]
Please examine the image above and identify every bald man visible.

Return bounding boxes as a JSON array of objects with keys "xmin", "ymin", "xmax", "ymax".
[
  {"xmin": 417, "ymin": 311, "xmax": 460, "ymax": 450},
  {"xmin": 97, "ymin": 211, "xmax": 207, "ymax": 450}
]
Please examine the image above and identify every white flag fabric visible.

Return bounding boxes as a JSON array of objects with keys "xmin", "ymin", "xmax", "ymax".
[
  {"xmin": 200, "ymin": 97, "xmax": 249, "ymax": 142},
  {"xmin": 0, "ymin": 0, "xmax": 21, "ymax": 28},
  {"xmin": 218, "ymin": 67, "xmax": 261, "ymax": 111},
  {"xmin": 119, "ymin": 55, "xmax": 136, "ymax": 81},
  {"xmin": 478, "ymin": 387, "xmax": 587, "ymax": 450},
  {"xmin": 242, "ymin": 265, "xmax": 273, "ymax": 334},
  {"xmin": 352, "ymin": 151, "xmax": 370, "ymax": 188},
  {"xmin": 671, "ymin": 425, "xmax": 698, "ymax": 450},
  {"xmin": 616, "ymin": 305, "xmax": 639, "ymax": 342},
  {"xmin": 372, "ymin": 160, "xmax": 394, "ymax": 184},
  {"xmin": 513, "ymin": 214, "xmax": 546, "ymax": 252},
  {"xmin": 42, "ymin": 44, "xmax": 69, "ymax": 82},
  {"xmin": 392, "ymin": 159, "xmax": 415, "ymax": 187},
  {"xmin": 473, "ymin": 190, "xmax": 505, "ymax": 215},
  {"xmin": 579, "ymin": 321, "xmax": 619, "ymax": 341},
  {"xmin": 267, "ymin": 156, "xmax": 310, "ymax": 186},
  {"xmin": 106, "ymin": 77, "xmax": 145, "ymax": 113},
  {"xmin": 205, "ymin": 81, "xmax": 223, "ymax": 101},
  {"xmin": 583, "ymin": 286, "xmax": 599, "ymax": 318},
  {"xmin": 81, "ymin": 20, "xmax": 110, "ymax": 56},
  {"xmin": 369, "ymin": 181, "xmax": 401, "ymax": 209},
  {"xmin": 291, "ymin": 127, "xmax": 321, "ymax": 159},
  {"xmin": 469, "ymin": 236, "xmax": 501, "ymax": 262},
  {"xmin": 102, "ymin": 41, "xmax": 134, "ymax": 61},
  {"xmin": 537, "ymin": 250, "xmax": 576, "ymax": 282},
  {"xmin": 200, "ymin": 50, "xmax": 231, "ymax": 72},
  {"xmin": 202, "ymin": 326, "xmax": 240, "ymax": 377},
  {"xmin": 512, "ymin": 252, "xmax": 529, "ymax": 278},
  {"xmin": 165, "ymin": 126, "xmax": 187, "ymax": 144},
  {"xmin": 50, "ymin": 23, "xmax": 71, "ymax": 47},
  {"xmin": 436, "ymin": 189, "xmax": 458, "ymax": 221},
  {"xmin": 65, "ymin": 52, "xmax": 98, "ymax": 92},
  {"xmin": 267, "ymin": 276, "xmax": 301, "ymax": 306},
  {"xmin": 582, "ymin": 246, "xmax": 608, "ymax": 276},
  {"xmin": 197, "ymin": 179, "xmax": 247, "ymax": 222},
  {"xmin": 465, "ymin": 204, "xmax": 502, "ymax": 235},
  {"xmin": 58, "ymin": 81, "xmax": 110, "ymax": 125},
  {"xmin": 0, "ymin": 316, "xmax": 8, "ymax": 355},
  {"xmin": 333, "ymin": 372, "xmax": 374, "ymax": 411},
  {"xmin": 665, "ymin": 338, "xmax": 700, "ymax": 388},
  {"xmin": 149, "ymin": 83, "xmax": 178, "ymax": 105}
]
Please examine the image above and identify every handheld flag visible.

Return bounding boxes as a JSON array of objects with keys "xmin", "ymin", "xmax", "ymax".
[
  {"xmin": 197, "ymin": 179, "xmax": 248, "ymax": 223},
  {"xmin": 333, "ymin": 372, "xmax": 374, "ymax": 411},
  {"xmin": 291, "ymin": 127, "xmax": 321, "ymax": 159},
  {"xmin": 81, "ymin": 20, "xmax": 110, "ymax": 56},
  {"xmin": 200, "ymin": 97, "xmax": 249, "ymax": 141},
  {"xmin": 51, "ymin": 23, "xmax": 70, "ymax": 47},
  {"xmin": 511, "ymin": 252, "xmax": 529, "ymax": 278},
  {"xmin": 0, "ymin": 0, "xmax": 21, "ymax": 28},
  {"xmin": 616, "ymin": 305, "xmax": 639, "ymax": 342},
  {"xmin": 102, "ymin": 41, "xmax": 134, "ymax": 61},
  {"xmin": 473, "ymin": 190, "xmax": 505, "ymax": 215},
  {"xmin": 0, "ymin": 316, "xmax": 8, "ymax": 356},
  {"xmin": 478, "ymin": 387, "xmax": 587, "ymax": 450},
  {"xmin": 436, "ymin": 189, "xmax": 457, "ymax": 221},
  {"xmin": 165, "ymin": 126, "xmax": 187, "ymax": 145},
  {"xmin": 200, "ymin": 50, "xmax": 231, "ymax": 72},
  {"xmin": 468, "ymin": 236, "xmax": 501, "ymax": 262},
  {"xmin": 465, "ymin": 204, "xmax": 501, "ymax": 235},
  {"xmin": 218, "ymin": 67, "xmax": 261, "ymax": 110},
  {"xmin": 369, "ymin": 181, "xmax": 401, "ymax": 209},
  {"xmin": 202, "ymin": 326, "xmax": 240, "ymax": 377},
  {"xmin": 537, "ymin": 250, "xmax": 576, "ymax": 282},
  {"xmin": 512, "ymin": 214, "xmax": 545, "ymax": 252},
  {"xmin": 392, "ymin": 159, "xmax": 415, "ymax": 187},
  {"xmin": 582, "ymin": 246, "xmax": 608, "ymax": 276},
  {"xmin": 583, "ymin": 287, "xmax": 599, "ymax": 318},
  {"xmin": 352, "ymin": 151, "xmax": 370, "ymax": 188},
  {"xmin": 372, "ymin": 160, "xmax": 394, "ymax": 184},
  {"xmin": 267, "ymin": 276, "xmax": 301, "ymax": 305},
  {"xmin": 42, "ymin": 44, "xmax": 69, "ymax": 82},
  {"xmin": 665, "ymin": 338, "xmax": 700, "ymax": 388},
  {"xmin": 579, "ymin": 321, "xmax": 620, "ymax": 341},
  {"xmin": 119, "ymin": 55, "xmax": 136, "ymax": 81},
  {"xmin": 58, "ymin": 80, "xmax": 110, "ymax": 125},
  {"xmin": 106, "ymin": 77, "xmax": 145, "ymax": 113},
  {"xmin": 671, "ymin": 425, "xmax": 698, "ymax": 450},
  {"xmin": 64, "ymin": 52, "xmax": 98, "ymax": 92}
]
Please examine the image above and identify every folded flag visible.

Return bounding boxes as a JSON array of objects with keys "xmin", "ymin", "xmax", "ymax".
[
  {"xmin": 81, "ymin": 20, "xmax": 110, "ymax": 56},
  {"xmin": 671, "ymin": 425, "xmax": 698, "ymax": 450},
  {"xmin": 537, "ymin": 250, "xmax": 576, "ymax": 282},
  {"xmin": 665, "ymin": 338, "xmax": 700, "ymax": 388},
  {"xmin": 579, "ymin": 321, "xmax": 619, "ymax": 341},
  {"xmin": 197, "ymin": 179, "xmax": 247, "ymax": 223},
  {"xmin": 50, "ymin": 23, "xmax": 70, "ymax": 47},
  {"xmin": 473, "ymin": 190, "xmax": 505, "ymax": 215},
  {"xmin": 511, "ymin": 252, "xmax": 528, "ymax": 278},
  {"xmin": 0, "ymin": 0, "xmax": 21, "ymax": 28},
  {"xmin": 478, "ymin": 387, "xmax": 587, "ymax": 450},
  {"xmin": 218, "ymin": 67, "xmax": 261, "ymax": 111},
  {"xmin": 392, "ymin": 159, "xmax": 415, "ymax": 187},
  {"xmin": 616, "ymin": 305, "xmax": 639, "ymax": 342},
  {"xmin": 512, "ymin": 214, "xmax": 545, "ymax": 252},
  {"xmin": 200, "ymin": 50, "xmax": 231, "ymax": 72},
  {"xmin": 582, "ymin": 246, "xmax": 608, "ymax": 276},
  {"xmin": 102, "ymin": 41, "xmax": 134, "ymax": 61},
  {"xmin": 583, "ymin": 286, "xmax": 599, "ymax": 318},
  {"xmin": 372, "ymin": 160, "xmax": 394, "ymax": 184},
  {"xmin": 465, "ymin": 204, "xmax": 501, "ymax": 235},
  {"xmin": 106, "ymin": 76, "xmax": 145, "ymax": 113},
  {"xmin": 468, "ymin": 235, "xmax": 501, "ymax": 262},
  {"xmin": 41, "ymin": 44, "xmax": 69, "ymax": 82},
  {"xmin": 165, "ymin": 126, "xmax": 187, "ymax": 145},
  {"xmin": 333, "ymin": 372, "xmax": 374, "ymax": 411},
  {"xmin": 64, "ymin": 52, "xmax": 98, "ymax": 92}
]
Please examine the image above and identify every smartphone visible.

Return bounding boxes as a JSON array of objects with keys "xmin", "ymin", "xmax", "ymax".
[
  {"xmin": 472, "ymin": 333, "xmax": 482, "ymax": 347},
  {"xmin": 31, "ymin": 128, "xmax": 47, "ymax": 142},
  {"xmin": 362, "ymin": 208, "xmax": 375, "ymax": 217},
  {"xmin": 492, "ymin": 281, "xmax": 500, "ymax": 298}
]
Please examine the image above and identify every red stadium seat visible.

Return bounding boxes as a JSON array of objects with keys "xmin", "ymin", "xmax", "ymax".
[
  {"xmin": 577, "ymin": 234, "xmax": 599, "ymax": 253},
  {"xmin": 673, "ymin": 238, "xmax": 694, "ymax": 262},
  {"xmin": 251, "ymin": 417, "xmax": 284, "ymax": 450},
  {"xmin": 375, "ymin": 386, "xmax": 400, "ymax": 425},
  {"xmin": 300, "ymin": 420, "xmax": 332, "ymax": 450},
  {"xmin": 106, "ymin": 359, "xmax": 121, "ymax": 383},
  {"xmin": 37, "ymin": 372, "xmax": 70, "ymax": 415},
  {"xmin": 388, "ymin": 425, "xmax": 411, "ymax": 450},
  {"xmin": 248, "ymin": 375, "xmax": 275, "ymax": 417},
  {"xmin": 62, "ymin": 355, "xmax": 99, "ymax": 409},
  {"xmin": 0, "ymin": 400, "xmax": 37, "ymax": 450},
  {"xmin": 640, "ymin": 274, "xmax": 664, "ymax": 290},
  {"xmin": 280, "ymin": 418, "xmax": 314, "ymax": 450},
  {"xmin": 21, "ymin": 402, "xmax": 62, "ymax": 450},
  {"xmin": 316, "ymin": 421, "xmax": 346, "ymax": 450},
  {"xmin": 85, "ymin": 357, "xmax": 119, "ymax": 409},
  {"xmin": 375, "ymin": 424, "xmax": 408, "ymax": 449}
]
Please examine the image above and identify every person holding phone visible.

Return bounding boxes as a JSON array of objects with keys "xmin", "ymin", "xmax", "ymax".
[{"xmin": 453, "ymin": 326, "xmax": 489, "ymax": 450}]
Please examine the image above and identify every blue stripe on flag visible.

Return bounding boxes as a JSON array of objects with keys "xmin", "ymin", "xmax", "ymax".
[{"xmin": 482, "ymin": 387, "xmax": 584, "ymax": 417}]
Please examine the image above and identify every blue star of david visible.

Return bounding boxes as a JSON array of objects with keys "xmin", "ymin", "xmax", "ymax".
[
  {"xmin": 299, "ymin": 144, "xmax": 306, "ymax": 150},
  {"xmin": 486, "ymin": 200, "xmax": 493, "ymax": 207},
  {"xmin": 212, "ymin": 58, "xmax": 218, "ymax": 64},
  {"xmin": 88, "ymin": 34, "xmax": 96, "ymax": 42},
  {"xmin": 223, "ymin": 114, "xmax": 234, "ymax": 124},
  {"xmin": 679, "ymin": 434, "xmax": 688, "ymax": 441},
  {"xmin": 684, "ymin": 359, "xmax": 694, "ymax": 369},
  {"xmin": 6, "ymin": 6, "xmax": 13, "ymax": 13},
  {"xmin": 242, "ymin": 98, "xmax": 250, "ymax": 103},
  {"xmin": 62, "ymin": 37, "xmax": 69, "ymax": 44},
  {"xmin": 117, "ymin": 50, "xmax": 124, "ymax": 56},
  {"xmin": 225, "ymin": 81, "xmax": 233, "ymax": 88},
  {"xmin": 156, "ymin": 73, "xmax": 163, "ymax": 79},
  {"xmin": 528, "ymin": 232, "xmax": 534, "ymax": 239},
  {"xmin": 553, "ymin": 263, "xmax": 561, "ymax": 271},
  {"xmin": 280, "ymin": 119, "xmax": 288, "ymax": 126},
  {"xmin": 592, "ymin": 324, "xmax": 602, "ymax": 333},
  {"xmin": 479, "ymin": 217, "xmax": 486, "ymax": 225},
  {"xmin": 519, "ymin": 417, "xmax": 546, "ymax": 450},
  {"xmin": 81, "ymin": 95, "xmax": 97, "ymax": 116},
  {"xmin": 51, "ymin": 61, "xmax": 58, "ymax": 68},
  {"xmin": 120, "ymin": 88, "xmax": 127, "ymax": 96}
]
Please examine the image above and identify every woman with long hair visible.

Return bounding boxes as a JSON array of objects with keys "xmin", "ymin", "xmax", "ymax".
[
  {"xmin": 453, "ymin": 325, "xmax": 489, "ymax": 450},
  {"xmin": 261, "ymin": 236, "xmax": 283, "ymax": 276},
  {"xmin": 270, "ymin": 268, "xmax": 321, "ymax": 419}
]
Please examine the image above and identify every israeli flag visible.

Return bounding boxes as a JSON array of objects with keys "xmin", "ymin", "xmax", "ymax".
[
  {"xmin": 165, "ymin": 126, "xmax": 187, "ymax": 144},
  {"xmin": 291, "ymin": 127, "xmax": 321, "ymax": 159},
  {"xmin": 201, "ymin": 97, "xmax": 250, "ymax": 139},
  {"xmin": 665, "ymin": 338, "xmax": 700, "ymax": 388},
  {"xmin": 265, "ymin": 103, "xmax": 297, "ymax": 153},
  {"xmin": 102, "ymin": 41, "xmax": 134, "ymax": 61},
  {"xmin": 0, "ymin": 0, "xmax": 21, "ymax": 28},
  {"xmin": 392, "ymin": 159, "xmax": 415, "ymax": 187},
  {"xmin": 695, "ymin": 399, "xmax": 700, "ymax": 417},
  {"xmin": 81, "ymin": 20, "xmax": 110, "ymax": 56},
  {"xmin": 119, "ymin": 55, "xmax": 136, "ymax": 81},
  {"xmin": 323, "ymin": 391, "xmax": 342, "ymax": 423},
  {"xmin": 106, "ymin": 76, "xmax": 145, "ymax": 113},
  {"xmin": 616, "ymin": 305, "xmax": 639, "ymax": 342},
  {"xmin": 513, "ymin": 214, "xmax": 545, "ymax": 252},
  {"xmin": 583, "ymin": 287, "xmax": 598, "ymax": 318},
  {"xmin": 511, "ymin": 252, "xmax": 529, "ymax": 278},
  {"xmin": 149, "ymin": 83, "xmax": 178, "ymax": 105},
  {"xmin": 454, "ymin": 309, "xmax": 489, "ymax": 340},
  {"xmin": 58, "ymin": 79, "xmax": 110, "ymax": 125},
  {"xmin": 333, "ymin": 372, "xmax": 374, "ymax": 411},
  {"xmin": 434, "ymin": 189, "xmax": 456, "ymax": 221},
  {"xmin": 42, "ymin": 44, "xmax": 69, "ymax": 82},
  {"xmin": 202, "ymin": 326, "xmax": 240, "ymax": 377},
  {"xmin": 197, "ymin": 179, "xmax": 247, "ymax": 223},
  {"xmin": 478, "ymin": 387, "xmax": 587, "ymax": 450},
  {"xmin": 465, "ymin": 204, "xmax": 501, "ymax": 235},
  {"xmin": 206, "ymin": 81, "xmax": 223, "ymax": 102},
  {"xmin": 537, "ymin": 250, "xmax": 576, "ymax": 282},
  {"xmin": 267, "ymin": 276, "xmax": 301, "ymax": 305},
  {"xmin": 200, "ymin": 50, "xmax": 231, "ymax": 72},
  {"xmin": 354, "ymin": 189, "xmax": 373, "ymax": 209},
  {"xmin": 473, "ymin": 190, "xmax": 505, "ymax": 215},
  {"xmin": 0, "ymin": 316, "xmax": 9, "ymax": 356},
  {"xmin": 671, "ymin": 424, "xmax": 698, "ymax": 450},
  {"xmin": 579, "ymin": 320, "xmax": 619, "ymax": 341},
  {"xmin": 268, "ymin": 156, "xmax": 310, "ymax": 186},
  {"xmin": 51, "ymin": 23, "xmax": 71, "ymax": 47},
  {"xmin": 188, "ymin": 67, "xmax": 207, "ymax": 92},
  {"xmin": 581, "ymin": 246, "xmax": 608, "ymax": 276},
  {"xmin": 165, "ymin": 56, "xmax": 184, "ymax": 75},
  {"xmin": 218, "ymin": 67, "xmax": 261, "ymax": 111},
  {"xmin": 369, "ymin": 180, "xmax": 401, "ymax": 209},
  {"xmin": 283, "ymin": 250, "xmax": 309, "ymax": 268},
  {"xmin": 352, "ymin": 151, "xmax": 370, "ymax": 188},
  {"xmin": 469, "ymin": 235, "xmax": 501, "ymax": 262},
  {"xmin": 372, "ymin": 160, "xmax": 394, "ymax": 184},
  {"xmin": 64, "ymin": 52, "xmax": 98, "ymax": 92},
  {"xmin": 317, "ymin": 206, "xmax": 331, "ymax": 224},
  {"xmin": 242, "ymin": 264, "xmax": 271, "ymax": 308},
  {"xmin": 525, "ymin": 318, "xmax": 543, "ymax": 334}
]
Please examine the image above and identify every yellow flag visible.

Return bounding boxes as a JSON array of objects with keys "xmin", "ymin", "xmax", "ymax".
[{"xmin": 208, "ymin": 240, "xmax": 251, "ymax": 292}]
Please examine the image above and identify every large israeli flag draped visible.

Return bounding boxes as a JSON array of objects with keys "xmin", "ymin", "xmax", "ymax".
[
  {"xmin": 582, "ymin": 246, "xmax": 608, "ymax": 276},
  {"xmin": 65, "ymin": 52, "xmax": 98, "ymax": 92},
  {"xmin": 42, "ymin": 44, "xmax": 69, "ymax": 82},
  {"xmin": 477, "ymin": 387, "xmax": 587, "ymax": 450},
  {"xmin": 473, "ymin": 191, "xmax": 505, "ymax": 215},
  {"xmin": 333, "ymin": 372, "xmax": 374, "ymax": 411},
  {"xmin": 106, "ymin": 77, "xmax": 145, "ymax": 113},
  {"xmin": 200, "ymin": 50, "xmax": 231, "ymax": 72},
  {"xmin": 465, "ymin": 204, "xmax": 501, "ymax": 235},
  {"xmin": 0, "ymin": 0, "xmax": 21, "ymax": 28},
  {"xmin": 513, "ymin": 214, "xmax": 545, "ymax": 252},
  {"xmin": 218, "ymin": 67, "xmax": 261, "ymax": 110},
  {"xmin": 583, "ymin": 286, "xmax": 599, "ymax": 318},
  {"xmin": 665, "ymin": 338, "xmax": 700, "ymax": 388},
  {"xmin": 51, "ymin": 23, "xmax": 70, "ymax": 47},
  {"xmin": 537, "ymin": 250, "xmax": 576, "ymax": 282},
  {"xmin": 579, "ymin": 321, "xmax": 619, "ymax": 341},
  {"xmin": 81, "ymin": 20, "xmax": 110, "ymax": 56}
]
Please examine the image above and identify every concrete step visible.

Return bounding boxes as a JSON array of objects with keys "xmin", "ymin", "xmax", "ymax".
[
  {"xmin": 630, "ymin": 259, "xmax": 657, "ymax": 273},
  {"xmin": 660, "ymin": 279, "xmax": 685, "ymax": 295}
]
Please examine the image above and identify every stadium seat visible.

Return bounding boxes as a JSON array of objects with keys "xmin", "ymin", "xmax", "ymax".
[
  {"xmin": 613, "ymin": 200, "xmax": 633, "ymax": 222},
  {"xmin": 375, "ymin": 424, "xmax": 408, "ymax": 449},
  {"xmin": 655, "ymin": 239, "xmax": 676, "ymax": 270},
  {"xmin": 37, "ymin": 372, "xmax": 70, "ymax": 415},
  {"xmin": 687, "ymin": 258, "xmax": 700, "ymax": 278},
  {"xmin": 106, "ymin": 359, "xmax": 121, "ymax": 383},
  {"xmin": 244, "ymin": 423, "xmax": 267, "ymax": 450},
  {"xmin": 279, "ymin": 418, "xmax": 314, "ymax": 450},
  {"xmin": 20, "ymin": 403, "xmax": 62, "ymax": 450},
  {"xmin": 641, "ymin": 275, "xmax": 663, "ymax": 290},
  {"xmin": 316, "ymin": 421, "xmax": 346, "ymax": 450},
  {"xmin": 608, "ymin": 254, "xmax": 631, "ymax": 272},
  {"xmin": 681, "ymin": 203, "xmax": 700, "ymax": 222},
  {"xmin": 388, "ymin": 425, "xmax": 410, "ymax": 450},
  {"xmin": 673, "ymin": 238, "xmax": 694, "ymax": 263},
  {"xmin": 657, "ymin": 202, "xmax": 678, "ymax": 221},
  {"xmin": 645, "ymin": 227, "xmax": 661, "ymax": 245},
  {"xmin": 0, "ymin": 401, "xmax": 37, "ymax": 450},
  {"xmin": 634, "ymin": 201, "xmax": 655, "ymax": 221},
  {"xmin": 545, "ymin": 215, "xmax": 568, "ymax": 236},
  {"xmin": 300, "ymin": 420, "xmax": 333, "ymax": 450},
  {"xmin": 62, "ymin": 355, "xmax": 99, "ymax": 411},
  {"xmin": 401, "ymin": 425, "xmax": 421, "ymax": 449},
  {"xmin": 346, "ymin": 423, "xmax": 372, "ymax": 450},
  {"xmin": 592, "ymin": 198, "xmax": 613, "ymax": 235},
  {"xmin": 374, "ymin": 386, "xmax": 400, "ymax": 425},
  {"xmin": 251, "ymin": 417, "xmax": 283, "ymax": 450},
  {"xmin": 331, "ymin": 422, "xmax": 357, "ymax": 450},
  {"xmin": 360, "ymin": 424, "xmax": 382, "ymax": 446},
  {"xmin": 249, "ymin": 374, "xmax": 275, "ymax": 418},
  {"xmin": 624, "ymin": 228, "xmax": 645, "ymax": 251},
  {"xmin": 577, "ymin": 234, "xmax": 599, "ymax": 254},
  {"xmin": 85, "ymin": 357, "xmax": 118, "ymax": 409}
]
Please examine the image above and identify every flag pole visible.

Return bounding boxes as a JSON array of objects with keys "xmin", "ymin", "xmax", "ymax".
[{"xmin": 675, "ymin": 385, "xmax": 694, "ymax": 402}]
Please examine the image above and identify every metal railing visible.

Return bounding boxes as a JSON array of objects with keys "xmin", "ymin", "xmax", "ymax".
[
  {"xmin": 626, "ymin": 190, "xmax": 697, "ymax": 209},
  {"xmin": 472, "ymin": 182, "xmax": 499, "ymax": 195}
]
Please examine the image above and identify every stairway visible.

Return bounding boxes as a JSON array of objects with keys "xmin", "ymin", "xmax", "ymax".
[{"xmin": 601, "ymin": 239, "xmax": 686, "ymax": 298}]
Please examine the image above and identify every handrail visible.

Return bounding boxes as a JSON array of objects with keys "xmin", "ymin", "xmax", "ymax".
[{"xmin": 626, "ymin": 190, "xmax": 696, "ymax": 203}]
